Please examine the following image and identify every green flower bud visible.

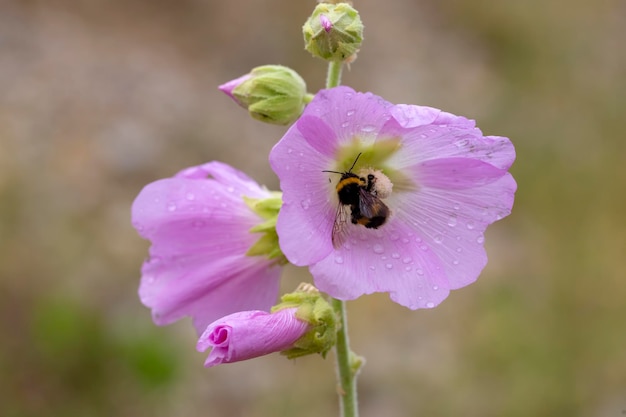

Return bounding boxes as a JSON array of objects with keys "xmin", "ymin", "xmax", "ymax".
[
  {"xmin": 272, "ymin": 283, "xmax": 338, "ymax": 359},
  {"xmin": 219, "ymin": 65, "xmax": 310, "ymax": 125},
  {"xmin": 303, "ymin": 3, "xmax": 364, "ymax": 62}
]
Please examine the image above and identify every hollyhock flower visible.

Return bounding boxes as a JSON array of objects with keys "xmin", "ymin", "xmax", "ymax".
[
  {"xmin": 131, "ymin": 161, "xmax": 283, "ymax": 335},
  {"xmin": 197, "ymin": 308, "xmax": 309, "ymax": 367},
  {"xmin": 269, "ymin": 86, "xmax": 516, "ymax": 309}
]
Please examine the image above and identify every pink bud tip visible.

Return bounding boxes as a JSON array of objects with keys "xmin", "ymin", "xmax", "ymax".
[
  {"xmin": 320, "ymin": 14, "xmax": 332, "ymax": 33},
  {"xmin": 218, "ymin": 74, "xmax": 252, "ymax": 102}
]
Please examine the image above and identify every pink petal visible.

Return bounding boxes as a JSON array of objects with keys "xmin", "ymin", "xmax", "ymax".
[
  {"xmin": 197, "ymin": 308, "xmax": 309, "ymax": 367},
  {"xmin": 393, "ymin": 170, "xmax": 516, "ymax": 289},
  {"xmin": 389, "ymin": 124, "xmax": 515, "ymax": 171},
  {"xmin": 310, "ymin": 217, "xmax": 451, "ymax": 309}
]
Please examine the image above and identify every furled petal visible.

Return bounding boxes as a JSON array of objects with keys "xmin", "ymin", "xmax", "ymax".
[
  {"xmin": 197, "ymin": 308, "xmax": 309, "ymax": 367},
  {"xmin": 132, "ymin": 162, "xmax": 281, "ymax": 334}
]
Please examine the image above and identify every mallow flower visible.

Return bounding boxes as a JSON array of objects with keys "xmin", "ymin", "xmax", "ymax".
[
  {"xmin": 131, "ymin": 161, "xmax": 284, "ymax": 335},
  {"xmin": 269, "ymin": 86, "xmax": 517, "ymax": 309}
]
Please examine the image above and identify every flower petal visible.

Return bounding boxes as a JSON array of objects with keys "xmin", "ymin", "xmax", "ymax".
[
  {"xmin": 197, "ymin": 308, "xmax": 309, "ymax": 367},
  {"xmin": 388, "ymin": 122, "xmax": 515, "ymax": 171},
  {"xmin": 310, "ymin": 217, "xmax": 451, "ymax": 309}
]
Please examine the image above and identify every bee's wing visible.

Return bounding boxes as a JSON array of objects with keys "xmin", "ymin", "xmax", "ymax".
[
  {"xmin": 358, "ymin": 189, "xmax": 390, "ymax": 218},
  {"xmin": 331, "ymin": 203, "xmax": 351, "ymax": 249}
]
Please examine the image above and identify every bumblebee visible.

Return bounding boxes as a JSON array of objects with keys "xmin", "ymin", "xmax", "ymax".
[{"xmin": 324, "ymin": 154, "xmax": 391, "ymax": 248}]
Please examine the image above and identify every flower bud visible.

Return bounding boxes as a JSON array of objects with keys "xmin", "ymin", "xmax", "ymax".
[
  {"xmin": 218, "ymin": 65, "xmax": 308, "ymax": 125},
  {"xmin": 303, "ymin": 3, "xmax": 363, "ymax": 62}
]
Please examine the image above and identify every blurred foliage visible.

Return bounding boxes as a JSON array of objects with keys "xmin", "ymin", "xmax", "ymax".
[{"xmin": 1, "ymin": 0, "xmax": 625, "ymax": 416}]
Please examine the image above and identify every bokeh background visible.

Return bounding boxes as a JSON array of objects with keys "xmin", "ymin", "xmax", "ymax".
[{"xmin": 1, "ymin": 0, "xmax": 625, "ymax": 416}]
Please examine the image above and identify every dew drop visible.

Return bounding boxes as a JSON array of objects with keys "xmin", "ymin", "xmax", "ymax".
[
  {"xmin": 456, "ymin": 247, "xmax": 463, "ymax": 253},
  {"xmin": 346, "ymin": 109, "xmax": 356, "ymax": 116},
  {"xmin": 401, "ymin": 238, "xmax": 410, "ymax": 244},
  {"xmin": 361, "ymin": 125, "xmax": 377, "ymax": 133},
  {"xmin": 434, "ymin": 235, "xmax": 443, "ymax": 244},
  {"xmin": 416, "ymin": 269, "xmax": 424, "ymax": 276},
  {"xmin": 372, "ymin": 244, "xmax": 385, "ymax": 254},
  {"xmin": 369, "ymin": 265, "xmax": 376, "ymax": 271},
  {"xmin": 466, "ymin": 221, "xmax": 475, "ymax": 230},
  {"xmin": 167, "ymin": 202, "xmax": 177, "ymax": 212},
  {"xmin": 447, "ymin": 217, "xmax": 457, "ymax": 227},
  {"xmin": 186, "ymin": 192, "xmax": 195, "ymax": 201},
  {"xmin": 341, "ymin": 121, "xmax": 350, "ymax": 128},
  {"xmin": 476, "ymin": 235, "xmax": 485, "ymax": 244},
  {"xmin": 426, "ymin": 302, "xmax": 435, "ymax": 308},
  {"xmin": 391, "ymin": 252, "xmax": 400, "ymax": 259},
  {"xmin": 300, "ymin": 199, "xmax": 311, "ymax": 210},
  {"xmin": 415, "ymin": 237, "xmax": 422, "ymax": 243},
  {"xmin": 454, "ymin": 139, "xmax": 469, "ymax": 148},
  {"xmin": 226, "ymin": 186, "xmax": 235, "ymax": 193},
  {"xmin": 419, "ymin": 133, "xmax": 427, "ymax": 139},
  {"xmin": 334, "ymin": 256, "xmax": 344, "ymax": 264},
  {"xmin": 402, "ymin": 257, "xmax": 412, "ymax": 264},
  {"xmin": 385, "ymin": 263, "xmax": 393, "ymax": 269},
  {"xmin": 453, "ymin": 260, "xmax": 460, "ymax": 265},
  {"xmin": 453, "ymin": 203, "xmax": 460, "ymax": 210},
  {"xmin": 433, "ymin": 285, "xmax": 439, "ymax": 291},
  {"xmin": 287, "ymin": 148, "xmax": 293, "ymax": 154},
  {"xmin": 405, "ymin": 266, "xmax": 412, "ymax": 271},
  {"xmin": 420, "ymin": 245, "xmax": 428, "ymax": 251}
]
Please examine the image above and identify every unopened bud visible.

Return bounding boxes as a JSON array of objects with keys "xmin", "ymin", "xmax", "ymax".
[
  {"xmin": 303, "ymin": 3, "xmax": 363, "ymax": 62},
  {"xmin": 218, "ymin": 65, "xmax": 308, "ymax": 125}
]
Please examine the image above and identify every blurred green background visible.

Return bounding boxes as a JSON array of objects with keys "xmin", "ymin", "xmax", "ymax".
[{"xmin": 1, "ymin": 0, "xmax": 624, "ymax": 416}]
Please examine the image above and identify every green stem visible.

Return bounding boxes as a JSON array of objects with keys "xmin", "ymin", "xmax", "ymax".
[
  {"xmin": 326, "ymin": 60, "xmax": 343, "ymax": 89},
  {"xmin": 331, "ymin": 298, "xmax": 358, "ymax": 417}
]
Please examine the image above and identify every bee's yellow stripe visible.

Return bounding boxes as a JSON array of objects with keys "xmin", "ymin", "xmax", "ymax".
[{"xmin": 336, "ymin": 177, "xmax": 363, "ymax": 192}]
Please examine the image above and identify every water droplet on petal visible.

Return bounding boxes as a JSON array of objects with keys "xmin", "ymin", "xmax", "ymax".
[
  {"xmin": 369, "ymin": 265, "xmax": 376, "ymax": 271},
  {"xmin": 167, "ymin": 202, "xmax": 177, "ymax": 212},
  {"xmin": 361, "ymin": 125, "xmax": 377, "ymax": 133},
  {"xmin": 454, "ymin": 139, "xmax": 469, "ymax": 148},
  {"xmin": 402, "ymin": 257, "xmax": 412, "ymax": 264},
  {"xmin": 391, "ymin": 252, "xmax": 400, "ymax": 259},
  {"xmin": 434, "ymin": 235, "xmax": 443, "ymax": 244},
  {"xmin": 335, "ymin": 256, "xmax": 344, "ymax": 264},
  {"xmin": 405, "ymin": 266, "xmax": 412, "ymax": 271},
  {"xmin": 466, "ymin": 221, "xmax": 475, "ymax": 230},
  {"xmin": 227, "ymin": 186, "xmax": 235, "ymax": 193},
  {"xmin": 287, "ymin": 148, "xmax": 293, "ymax": 154},
  {"xmin": 447, "ymin": 217, "xmax": 457, "ymax": 227},
  {"xmin": 416, "ymin": 269, "xmax": 424, "ymax": 276},
  {"xmin": 453, "ymin": 260, "xmax": 460, "ymax": 265},
  {"xmin": 385, "ymin": 263, "xmax": 393, "ymax": 269},
  {"xmin": 433, "ymin": 285, "xmax": 439, "ymax": 291},
  {"xmin": 346, "ymin": 109, "xmax": 356, "ymax": 117},
  {"xmin": 476, "ymin": 235, "xmax": 485, "ymax": 244},
  {"xmin": 420, "ymin": 245, "xmax": 428, "ymax": 251},
  {"xmin": 300, "ymin": 199, "xmax": 311, "ymax": 210},
  {"xmin": 341, "ymin": 121, "xmax": 350, "ymax": 128},
  {"xmin": 372, "ymin": 244, "xmax": 384, "ymax": 254},
  {"xmin": 426, "ymin": 302, "xmax": 435, "ymax": 308},
  {"xmin": 456, "ymin": 247, "xmax": 462, "ymax": 253}
]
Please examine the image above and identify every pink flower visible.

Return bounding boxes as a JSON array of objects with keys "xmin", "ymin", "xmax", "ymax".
[
  {"xmin": 131, "ymin": 162, "xmax": 282, "ymax": 335},
  {"xmin": 269, "ymin": 86, "xmax": 516, "ymax": 309},
  {"xmin": 197, "ymin": 308, "xmax": 309, "ymax": 367}
]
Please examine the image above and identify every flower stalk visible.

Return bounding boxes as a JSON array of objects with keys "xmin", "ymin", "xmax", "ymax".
[{"xmin": 325, "ymin": 58, "xmax": 358, "ymax": 417}]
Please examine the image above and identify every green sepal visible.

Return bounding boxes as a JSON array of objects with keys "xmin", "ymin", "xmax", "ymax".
[
  {"xmin": 243, "ymin": 193, "xmax": 287, "ymax": 263},
  {"xmin": 272, "ymin": 283, "xmax": 338, "ymax": 359}
]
